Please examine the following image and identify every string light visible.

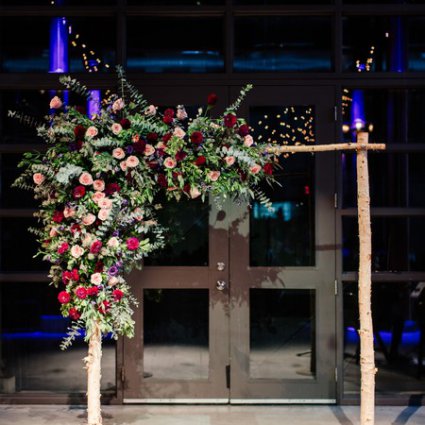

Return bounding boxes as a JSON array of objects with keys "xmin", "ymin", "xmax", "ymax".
[{"xmin": 356, "ymin": 45, "xmax": 375, "ymax": 72}]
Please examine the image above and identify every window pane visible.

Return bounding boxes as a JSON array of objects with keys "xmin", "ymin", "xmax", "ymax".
[
  {"xmin": 128, "ymin": 0, "xmax": 223, "ymax": 3},
  {"xmin": 144, "ymin": 197, "xmax": 209, "ymax": 267},
  {"xmin": 143, "ymin": 289, "xmax": 209, "ymax": 379},
  {"xmin": 0, "ymin": 17, "xmax": 114, "ymax": 73},
  {"xmin": 0, "ymin": 1, "xmax": 115, "ymax": 4},
  {"xmin": 127, "ymin": 18, "xmax": 224, "ymax": 73},
  {"xmin": 344, "ymin": 281, "xmax": 425, "ymax": 397},
  {"xmin": 250, "ymin": 289, "xmax": 316, "ymax": 379},
  {"xmin": 0, "ymin": 218, "xmax": 48, "ymax": 272},
  {"xmin": 0, "ymin": 282, "xmax": 116, "ymax": 393},
  {"xmin": 236, "ymin": 0, "xmax": 331, "ymax": 3},
  {"xmin": 341, "ymin": 153, "xmax": 425, "ymax": 207},
  {"xmin": 234, "ymin": 16, "xmax": 333, "ymax": 72},
  {"xmin": 249, "ymin": 106, "xmax": 315, "ymax": 267},
  {"xmin": 342, "ymin": 217, "xmax": 425, "ymax": 272}
]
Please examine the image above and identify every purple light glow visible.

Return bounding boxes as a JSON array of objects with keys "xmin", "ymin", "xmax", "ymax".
[
  {"xmin": 87, "ymin": 90, "xmax": 101, "ymax": 118},
  {"xmin": 49, "ymin": 17, "xmax": 69, "ymax": 73}
]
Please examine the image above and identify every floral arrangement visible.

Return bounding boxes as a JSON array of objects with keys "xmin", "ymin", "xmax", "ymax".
[{"xmin": 12, "ymin": 67, "xmax": 276, "ymax": 348}]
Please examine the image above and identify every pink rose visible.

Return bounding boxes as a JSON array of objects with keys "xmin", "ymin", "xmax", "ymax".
[
  {"xmin": 144, "ymin": 144, "xmax": 155, "ymax": 156},
  {"xmin": 98, "ymin": 209, "xmax": 110, "ymax": 221},
  {"xmin": 33, "ymin": 173, "xmax": 45, "ymax": 185},
  {"xmin": 250, "ymin": 164, "xmax": 261, "ymax": 174},
  {"xmin": 108, "ymin": 276, "xmax": 119, "ymax": 287},
  {"xmin": 50, "ymin": 96, "xmax": 62, "ymax": 109},
  {"xmin": 112, "ymin": 98, "xmax": 124, "ymax": 113},
  {"xmin": 176, "ymin": 106, "xmax": 188, "ymax": 120},
  {"xmin": 79, "ymin": 172, "xmax": 93, "ymax": 186},
  {"xmin": 92, "ymin": 191, "xmax": 105, "ymax": 204},
  {"xmin": 244, "ymin": 135, "xmax": 254, "ymax": 147},
  {"xmin": 112, "ymin": 148, "xmax": 125, "ymax": 159},
  {"xmin": 190, "ymin": 187, "xmax": 201, "ymax": 199},
  {"xmin": 120, "ymin": 161, "xmax": 128, "ymax": 171},
  {"xmin": 144, "ymin": 105, "xmax": 157, "ymax": 116},
  {"xmin": 126, "ymin": 155, "xmax": 139, "ymax": 168},
  {"xmin": 173, "ymin": 127, "xmax": 186, "ymax": 139},
  {"xmin": 90, "ymin": 272, "xmax": 103, "ymax": 285},
  {"xmin": 63, "ymin": 206, "xmax": 76, "ymax": 218},
  {"xmin": 82, "ymin": 234, "xmax": 93, "ymax": 247},
  {"xmin": 164, "ymin": 157, "xmax": 176, "ymax": 169},
  {"xmin": 82, "ymin": 214, "xmax": 96, "ymax": 226},
  {"xmin": 98, "ymin": 198, "xmax": 113, "ymax": 209},
  {"xmin": 156, "ymin": 141, "xmax": 165, "ymax": 150},
  {"xmin": 90, "ymin": 240, "xmax": 102, "ymax": 254},
  {"xmin": 107, "ymin": 237, "xmax": 120, "ymax": 248},
  {"xmin": 208, "ymin": 171, "xmax": 221, "ymax": 182},
  {"xmin": 76, "ymin": 287, "xmax": 87, "ymax": 300},
  {"xmin": 49, "ymin": 227, "xmax": 58, "ymax": 237},
  {"xmin": 133, "ymin": 207, "xmax": 144, "ymax": 221},
  {"xmin": 111, "ymin": 123, "xmax": 122, "ymax": 135},
  {"xmin": 126, "ymin": 237, "xmax": 139, "ymax": 251},
  {"xmin": 93, "ymin": 179, "xmax": 105, "ymax": 191},
  {"xmin": 224, "ymin": 156, "xmax": 235, "ymax": 166},
  {"xmin": 70, "ymin": 245, "xmax": 84, "ymax": 258},
  {"xmin": 85, "ymin": 126, "xmax": 98, "ymax": 138}
]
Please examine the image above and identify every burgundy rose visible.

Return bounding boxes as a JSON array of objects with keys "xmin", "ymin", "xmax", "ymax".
[
  {"xmin": 69, "ymin": 307, "xmax": 81, "ymax": 320},
  {"xmin": 74, "ymin": 125, "xmax": 86, "ymax": 139},
  {"xmin": 207, "ymin": 92, "xmax": 218, "ymax": 106},
  {"xmin": 73, "ymin": 185, "xmax": 86, "ymax": 199},
  {"xmin": 52, "ymin": 210, "xmax": 64, "ymax": 223},
  {"xmin": 126, "ymin": 237, "xmax": 139, "ymax": 251},
  {"xmin": 162, "ymin": 133, "xmax": 172, "ymax": 143},
  {"xmin": 147, "ymin": 132, "xmax": 158, "ymax": 142},
  {"xmin": 76, "ymin": 286, "xmax": 87, "ymax": 299},
  {"xmin": 163, "ymin": 115, "xmax": 173, "ymax": 125},
  {"xmin": 76, "ymin": 140, "xmax": 84, "ymax": 151},
  {"xmin": 58, "ymin": 291, "xmax": 70, "ymax": 304},
  {"xmin": 157, "ymin": 174, "xmax": 168, "ymax": 188},
  {"xmin": 239, "ymin": 170, "xmax": 248, "ymax": 182},
  {"xmin": 70, "ymin": 223, "xmax": 81, "ymax": 234},
  {"xmin": 94, "ymin": 261, "xmax": 104, "ymax": 273},
  {"xmin": 238, "ymin": 124, "xmax": 250, "ymax": 137},
  {"xmin": 183, "ymin": 184, "xmax": 190, "ymax": 194},
  {"xmin": 148, "ymin": 161, "xmax": 159, "ymax": 169},
  {"xmin": 87, "ymin": 286, "xmax": 99, "ymax": 297},
  {"xmin": 190, "ymin": 131, "xmax": 203, "ymax": 144},
  {"xmin": 164, "ymin": 108, "xmax": 174, "ymax": 117},
  {"xmin": 157, "ymin": 149, "xmax": 166, "ymax": 157},
  {"xmin": 175, "ymin": 150, "xmax": 187, "ymax": 161},
  {"xmin": 133, "ymin": 140, "xmax": 147, "ymax": 153},
  {"xmin": 224, "ymin": 113, "xmax": 237, "ymax": 128},
  {"xmin": 120, "ymin": 118, "xmax": 131, "ymax": 129},
  {"xmin": 90, "ymin": 240, "xmax": 102, "ymax": 254},
  {"xmin": 113, "ymin": 289, "xmax": 124, "ymax": 301},
  {"xmin": 75, "ymin": 105, "xmax": 86, "ymax": 115},
  {"xmin": 98, "ymin": 300, "xmax": 110, "ymax": 314},
  {"xmin": 57, "ymin": 242, "xmax": 69, "ymax": 255},
  {"xmin": 263, "ymin": 163, "xmax": 273, "ymax": 175},
  {"xmin": 105, "ymin": 183, "xmax": 121, "ymax": 195},
  {"xmin": 195, "ymin": 155, "xmax": 206, "ymax": 166}
]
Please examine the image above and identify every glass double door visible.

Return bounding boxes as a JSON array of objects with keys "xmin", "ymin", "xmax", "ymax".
[{"xmin": 123, "ymin": 86, "xmax": 336, "ymax": 403}]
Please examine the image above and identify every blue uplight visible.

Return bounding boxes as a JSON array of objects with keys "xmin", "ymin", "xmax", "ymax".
[{"xmin": 49, "ymin": 17, "xmax": 69, "ymax": 73}]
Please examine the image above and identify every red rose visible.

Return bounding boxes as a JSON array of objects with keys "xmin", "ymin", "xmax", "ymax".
[
  {"xmin": 105, "ymin": 183, "xmax": 121, "ymax": 195},
  {"xmin": 238, "ymin": 124, "xmax": 250, "ymax": 137},
  {"xmin": 190, "ymin": 131, "xmax": 203, "ymax": 144},
  {"xmin": 263, "ymin": 163, "xmax": 273, "ymax": 175},
  {"xmin": 58, "ymin": 291, "xmax": 70, "ymax": 304},
  {"xmin": 147, "ymin": 132, "xmax": 158, "ymax": 142},
  {"xmin": 98, "ymin": 300, "xmax": 110, "ymax": 314},
  {"xmin": 76, "ymin": 140, "xmax": 83, "ymax": 151},
  {"xmin": 133, "ymin": 140, "xmax": 147, "ymax": 153},
  {"xmin": 71, "ymin": 268, "xmax": 79, "ymax": 281},
  {"xmin": 62, "ymin": 271, "xmax": 72, "ymax": 285},
  {"xmin": 126, "ymin": 237, "xmax": 139, "ymax": 251},
  {"xmin": 73, "ymin": 185, "xmax": 86, "ymax": 199},
  {"xmin": 157, "ymin": 174, "xmax": 168, "ymax": 188},
  {"xmin": 90, "ymin": 240, "xmax": 102, "ymax": 254},
  {"xmin": 74, "ymin": 125, "xmax": 86, "ymax": 139},
  {"xmin": 224, "ymin": 113, "xmax": 237, "ymax": 128},
  {"xmin": 148, "ymin": 160, "xmax": 159, "ymax": 169},
  {"xmin": 207, "ymin": 93, "xmax": 218, "ymax": 106},
  {"xmin": 162, "ymin": 133, "xmax": 172, "ymax": 143},
  {"xmin": 76, "ymin": 286, "xmax": 87, "ymax": 299},
  {"xmin": 113, "ymin": 289, "xmax": 124, "ymax": 301},
  {"xmin": 183, "ymin": 184, "xmax": 190, "ymax": 194},
  {"xmin": 163, "ymin": 115, "xmax": 173, "ymax": 125},
  {"xmin": 87, "ymin": 286, "xmax": 99, "ymax": 297},
  {"xmin": 94, "ymin": 261, "xmax": 104, "ymax": 273},
  {"xmin": 52, "ymin": 210, "xmax": 64, "ymax": 223},
  {"xmin": 175, "ymin": 150, "xmax": 187, "ymax": 161},
  {"xmin": 69, "ymin": 307, "xmax": 81, "ymax": 320},
  {"xmin": 195, "ymin": 156, "xmax": 206, "ymax": 166},
  {"xmin": 57, "ymin": 242, "xmax": 69, "ymax": 255},
  {"xmin": 239, "ymin": 170, "xmax": 247, "ymax": 182},
  {"xmin": 70, "ymin": 224, "xmax": 81, "ymax": 234},
  {"xmin": 164, "ymin": 108, "xmax": 174, "ymax": 117},
  {"xmin": 120, "ymin": 118, "xmax": 131, "ymax": 129}
]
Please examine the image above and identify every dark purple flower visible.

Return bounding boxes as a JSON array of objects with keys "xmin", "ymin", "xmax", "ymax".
[
  {"xmin": 108, "ymin": 266, "xmax": 119, "ymax": 276},
  {"xmin": 126, "ymin": 145, "xmax": 134, "ymax": 154}
]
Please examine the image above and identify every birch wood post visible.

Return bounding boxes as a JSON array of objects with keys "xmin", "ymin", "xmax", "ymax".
[
  {"xmin": 356, "ymin": 132, "xmax": 375, "ymax": 425},
  {"xmin": 85, "ymin": 321, "xmax": 103, "ymax": 425}
]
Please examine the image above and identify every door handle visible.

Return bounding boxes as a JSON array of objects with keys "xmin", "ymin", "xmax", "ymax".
[{"xmin": 216, "ymin": 280, "xmax": 227, "ymax": 291}]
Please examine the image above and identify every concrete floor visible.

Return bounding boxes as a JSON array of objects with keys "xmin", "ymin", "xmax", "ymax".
[{"xmin": 1, "ymin": 405, "xmax": 425, "ymax": 425}]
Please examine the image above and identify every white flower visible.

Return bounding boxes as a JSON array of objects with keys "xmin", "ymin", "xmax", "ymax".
[
  {"xmin": 144, "ymin": 144, "xmax": 155, "ymax": 156},
  {"xmin": 190, "ymin": 187, "xmax": 201, "ymax": 199},
  {"xmin": 112, "ymin": 98, "xmax": 124, "ymax": 113},
  {"xmin": 244, "ymin": 135, "xmax": 254, "ymax": 147},
  {"xmin": 82, "ymin": 214, "xmax": 96, "ymax": 226},
  {"xmin": 98, "ymin": 209, "xmax": 110, "ymax": 221},
  {"xmin": 91, "ymin": 273, "xmax": 103, "ymax": 285},
  {"xmin": 144, "ymin": 105, "xmax": 157, "ymax": 116},
  {"xmin": 107, "ymin": 237, "xmax": 120, "ymax": 248},
  {"xmin": 98, "ymin": 198, "xmax": 113, "ymax": 209}
]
